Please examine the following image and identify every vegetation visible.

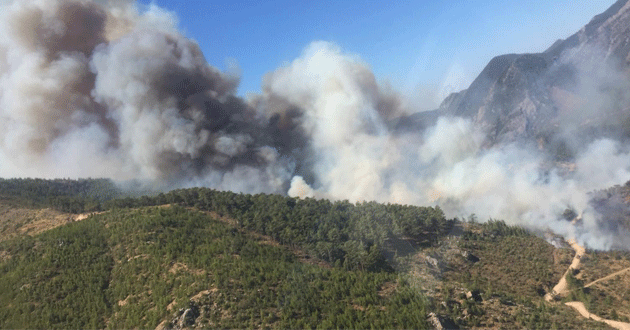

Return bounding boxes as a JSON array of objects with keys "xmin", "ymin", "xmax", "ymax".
[
  {"xmin": 0, "ymin": 178, "xmax": 627, "ymax": 329},
  {"xmin": 0, "ymin": 206, "xmax": 430, "ymax": 329},
  {"xmin": 101, "ymin": 187, "xmax": 453, "ymax": 272},
  {"xmin": 437, "ymin": 221, "xmax": 611, "ymax": 329},
  {"xmin": 0, "ymin": 178, "xmax": 121, "ymax": 213},
  {"xmin": 569, "ymin": 249, "xmax": 630, "ymax": 321}
]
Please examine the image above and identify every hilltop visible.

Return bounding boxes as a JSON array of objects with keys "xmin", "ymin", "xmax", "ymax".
[{"xmin": 1, "ymin": 178, "xmax": 629, "ymax": 329}]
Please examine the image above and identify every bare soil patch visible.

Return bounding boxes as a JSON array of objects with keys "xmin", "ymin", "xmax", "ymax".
[
  {"xmin": 545, "ymin": 239, "xmax": 585, "ymax": 301},
  {"xmin": 0, "ymin": 205, "xmax": 73, "ymax": 241},
  {"xmin": 565, "ymin": 301, "xmax": 630, "ymax": 330},
  {"xmin": 168, "ymin": 262, "xmax": 205, "ymax": 276}
]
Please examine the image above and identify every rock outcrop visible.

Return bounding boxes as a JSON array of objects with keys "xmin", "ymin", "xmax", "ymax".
[{"xmin": 435, "ymin": 0, "xmax": 630, "ymax": 147}]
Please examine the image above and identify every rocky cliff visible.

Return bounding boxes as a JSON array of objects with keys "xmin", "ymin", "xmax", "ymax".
[{"xmin": 437, "ymin": 0, "xmax": 630, "ymax": 148}]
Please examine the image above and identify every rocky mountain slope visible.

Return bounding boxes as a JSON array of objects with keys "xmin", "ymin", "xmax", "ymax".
[{"xmin": 404, "ymin": 0, "xmax": 630, "ymax": 149}]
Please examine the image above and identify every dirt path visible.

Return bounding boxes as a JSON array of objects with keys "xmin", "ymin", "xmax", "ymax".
[
  {"xmin": 545, "ymin": 239, "xmax": 585, "ymax": 301},
  {"xmin": 584, "ymin": 267, "xmax": 630, "ymax": 288},
  {"xmin": 547, "ymin": 239, "xmax": 630, "ymax": 330},
  {"xmin": 565, "ymin": 302, "xmax": 630, "ymax": 330}
]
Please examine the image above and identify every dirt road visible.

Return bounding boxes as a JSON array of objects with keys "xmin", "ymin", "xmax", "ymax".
[
  {"xmin": 547, "ymin": 239, "xmax": 630, "ymax": 330},
  {"xmin": 545, "ymin": 239, "xmax": 585, "ymax": 302},
  {"xmin": 565, "ymin": 302, "xmax": 630, "ymax": 330},
  {"xmin": 584, "ymin": 267, "xmax": 630, "ymax": 288}
]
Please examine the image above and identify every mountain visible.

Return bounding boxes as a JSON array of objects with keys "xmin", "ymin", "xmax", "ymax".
[
  {"xmin": 436, "ymin": 0, "xmax": 630, "ymax": 147},
  {"xmin": 5, "ymin": 2, "xmax": 630, "ymax": 328}
]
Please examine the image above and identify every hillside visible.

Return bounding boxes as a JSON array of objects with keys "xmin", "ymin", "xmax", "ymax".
[
  {"xmin": 0, "ymin": 205, "xmax": 435, "ymax": 329},
  {"xmin": 2, "ymin": 1, "xmax": 630, "ymax": 328},
  {"xmin": 1, "ymin": 179, "xmax": 630, "ymax": 329}
]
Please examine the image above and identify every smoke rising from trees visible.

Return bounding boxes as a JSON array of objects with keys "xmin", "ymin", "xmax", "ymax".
[{"xmin": 1, "ymin": 0, "xmax": 630, "ymax": 249}]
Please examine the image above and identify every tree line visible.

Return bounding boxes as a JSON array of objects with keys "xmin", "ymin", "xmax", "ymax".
[
  {"xmin": 105, "ymin": 187, "xmax": 454, "ymax": 272},
  {"xmin": 0, "ymin": 178, "xmax": 454, "ymax": 272}
]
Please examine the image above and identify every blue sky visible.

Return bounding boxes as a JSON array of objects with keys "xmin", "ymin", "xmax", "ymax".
[{"xmin": 138, "ymin": 0, "xmax": 615, "ymax": 108}]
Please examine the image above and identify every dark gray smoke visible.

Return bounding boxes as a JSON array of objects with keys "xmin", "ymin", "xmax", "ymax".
[
  {"xmin": 0, "ymin": 0, "xmax": 305, "ymax": 194},
  {"xmin": 1, "ymin": 0, "xmax": 630, "ymax": 249}
]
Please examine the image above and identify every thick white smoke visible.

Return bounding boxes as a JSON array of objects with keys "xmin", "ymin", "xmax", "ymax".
[
  {"xmin": 265, "ymin": 43, "xmax": 630, "ymax": 249},
  {"xmin": 0, "ymin": 0, "xmax": 629, "ymax": 249}
]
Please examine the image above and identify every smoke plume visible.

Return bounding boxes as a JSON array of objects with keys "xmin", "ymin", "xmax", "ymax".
[{"xmin": 1, "ymin": 0, "xmax": 630, "ymax": 249}]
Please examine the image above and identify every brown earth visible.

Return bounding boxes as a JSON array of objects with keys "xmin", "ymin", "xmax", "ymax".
[
  {"xmin": 0, "ymin": 204, "xmax": 72, "ymax": 241},
  {"xmin": 0, "ymin": 200, "xmax": 108, "ymax": 242},
  {"xmin": 565, "ymin": 302, "xmax": 630, "ymax": 330},
  {"xmin": 547, "ymin": 238, "xmax": 630, "ymax": 329},
  {"xmin": 545, "ymin": 239, "xmax": 585, "ymax": 301}
]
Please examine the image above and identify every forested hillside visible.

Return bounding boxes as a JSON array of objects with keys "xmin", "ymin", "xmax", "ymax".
[
  {"xmin": 0, "ymin": 178, "xmax": 121, "ymax": 213},
  {"xmin": 0, "ymin": 205, "xmax": 433, "ymax": 329},
  {"xmin": 107, "ymin": 187, "xmax": 452, "ymax": 272},
  {"xmin": 0, "ymin": 178, "xmax": 628, "ymax": 329}
]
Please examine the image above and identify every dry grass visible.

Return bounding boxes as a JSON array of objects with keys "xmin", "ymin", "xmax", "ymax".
[
  {"xmin": 168, "ymin": 262, "xmax": 205, "ymax": 276},
  {"xmin": 0, "ymin": 202, "xmax": 75, "ymax": 241},
  {"xmin": 580, "ymin": 252, "xmax": 630, "ymax": 285},
  {"xmin": 378, "ymin": 281, "xmax": 398, "ymax": 299},
  {"xmin": 0, "ymin": 249, "xmax": 11, "ymax": 262},
  {"xmin": 0, "ymin": 199, "xmax": 109, "ymax": 242},
  {"xmin": 455, "ymin": 236, "xmax": 560, "ymax": 298},
  {"xmin": 582, "ymin": 273, "xmax": 630, "ymax": 320}
]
